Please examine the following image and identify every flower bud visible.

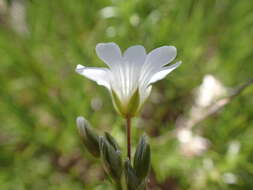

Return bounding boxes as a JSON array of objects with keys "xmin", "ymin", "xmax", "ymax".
[
  {"xmin": 99, "ymin": 136, "xmax": 122, "ymax": 181},
  {"xmin": 76, "ymin": 116, "xmax": 100, "ymax": 157},
  {"xmin": 134, "ymin": 135, "xmax": 151, "ymax": 180}
]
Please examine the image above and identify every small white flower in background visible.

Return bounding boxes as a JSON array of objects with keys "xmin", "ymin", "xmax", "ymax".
[
  {"xmin": 177, "ymin": 129, "xmax": 209, "ymax": 157},
  {"xmin": 196, "ymin": 74, "xmax": 227, "ymax": 108},
  {"xmin": 175, "ymin": 74, "xmax": 228, "ymax": 129},
  {"xmin": 76, "ymin": 42, "xmax": 181, "ymax": 117}
]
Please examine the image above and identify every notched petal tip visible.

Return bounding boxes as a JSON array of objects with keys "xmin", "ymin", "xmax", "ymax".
[
  {"xmin": 159, "ymin": 45, "xmax": 177, "ymax": 55},
  {"xmin": 95, "ymin": 42, "xmax": 122, "ymax": 66},
  {"xmin": 123, "ymin": 45, "xmax": 146, "ymax": 56},
  {"xmin": 96, "ymin": 42, "xmax": 117, "ymax": 47},
  {"xmin": 123, "ymin": 45, "xmax": 146, "ymax": 65},
  {"xmin": 147, "ymin": 45, "xmax": 177, "ymax": 67},
  {"xmin": 148, "ymin": 61, "xmax": 182, "ymax": 84}
]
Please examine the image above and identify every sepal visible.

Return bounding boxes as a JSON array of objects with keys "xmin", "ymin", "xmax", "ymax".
[
  {"xmin": 111, "ymin": 88, "xmax": 140, "ymax": 118},
  {"xmin": 126, "ymin": 88, "xmax": 140, "ymax": 117}
]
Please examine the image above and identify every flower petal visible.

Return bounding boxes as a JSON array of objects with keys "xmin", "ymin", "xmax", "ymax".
[
  {"xmin": 123, "ymin": 45, "xmax": 146, "ymax": 65},
  {"xmin": 146, "ymin": 46, "xmax": 177, "ymax": 68},
  {"xmin": 148, "ymin": 61, "xmax": 182, "ymax": 84},
  {"xmin": 113, "ymin": 45, "xmax": 146, "ymax": 101},
  {"xmin": 140, "ymin": 86, "xmax": 152, "ymax": 104},
  {"xmin": 76, "ymin": 64, "xmax": 111, "ymax": 89},
  {"xmin": 96, "ymin": 42, "xmax": 122, "ymax": 68}
]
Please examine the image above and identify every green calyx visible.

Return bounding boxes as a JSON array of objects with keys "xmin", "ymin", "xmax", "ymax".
[{"xmin": 111, "ymin": 88, "xmax": 141, "ymax": 118}]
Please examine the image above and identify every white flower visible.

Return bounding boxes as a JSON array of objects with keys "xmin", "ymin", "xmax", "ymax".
[
  {"xmin": 196, "ymin": 74, "xmax": 227, "ymax": 107},
  {"xmin": 177, "ymin": 129, "xmax": 209, "ymax": 157},
  {"xmin": 76, "ymin": 42, "xmax": 181, "ymax": 117}
]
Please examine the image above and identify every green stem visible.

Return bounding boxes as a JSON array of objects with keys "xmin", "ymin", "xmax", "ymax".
[{"xmin": 126, "ymin": 117, "xmax": 132, "ymax": 161}]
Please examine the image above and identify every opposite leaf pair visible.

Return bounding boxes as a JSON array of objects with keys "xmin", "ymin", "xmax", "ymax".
[{"xmin": 76, "ymin": 116, "xmax": 151, "ymax": 190}]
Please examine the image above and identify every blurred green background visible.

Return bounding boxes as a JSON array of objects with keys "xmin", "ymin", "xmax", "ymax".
[{"xmin": 0, "ymin": 0, "xmax": 253, "ymax": 189}]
